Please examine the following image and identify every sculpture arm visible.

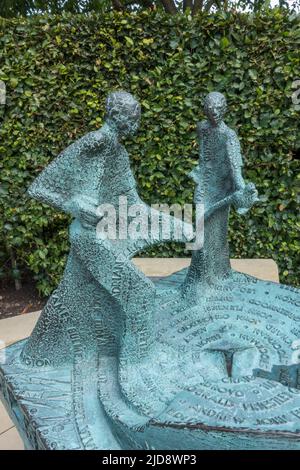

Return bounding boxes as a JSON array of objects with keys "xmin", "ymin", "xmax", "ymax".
[
  {"xmin": 226, "ymin": 130, "xmax": 246, "ymax": 191},
  {"xmin": 188, "ymin": 121, "xmax": 205, "ymax": 184},
  {"xmin": 226, "ymin": 130, "xmax": 259, "ymax": 214},
  {"xmin": 27, "ymin": 185, "xmax": 99, "ymax": 224},
  {"xmin": 27, "ymin": 183, "xmax": 74, "ymax": 214}
]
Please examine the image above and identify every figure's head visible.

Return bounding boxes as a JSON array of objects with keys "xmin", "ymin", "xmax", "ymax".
[
  {"xmin": 105, "ymin": 91, "xmax": 141, "ymax": 137},
  {"xmin": 203, "ymin": 92, "xmax": 227, "ymax": 126}
]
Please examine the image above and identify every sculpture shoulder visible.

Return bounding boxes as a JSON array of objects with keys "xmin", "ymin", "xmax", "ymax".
[
  {"xmin": 36, "ymin": 129, "xmax": 109, "ymax": 181},
  {"xmin": 27, "ymin": 128, "xmax": 109, "ymax": 202},
  {"xmin": 224, "ymin": 125, "xmax": 243, "ymax": 166},
  {"xmin": 196, "ymin": 120, "xmax": 210, "ymax": 137},
  {"xmin": 224, "ymin": 126, "xmax": 239, "ymax": 141},
  {"xmin": 63, "ymin": 128, "xmax": 110, "ymax": 160}
]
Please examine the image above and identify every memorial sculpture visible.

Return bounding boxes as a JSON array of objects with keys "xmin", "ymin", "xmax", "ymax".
[{"xmin": 1, "ymin": 91, "xmax": 300, "ymax": 450}]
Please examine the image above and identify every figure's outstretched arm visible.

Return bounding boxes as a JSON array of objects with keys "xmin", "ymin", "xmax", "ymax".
[
  {"xmin": 27, "ymin": 183, "xmax": 71, "ymax": 214},
  {"xmin": 27, "ymin": 130, "xmax": 105, "ymax": 220}
]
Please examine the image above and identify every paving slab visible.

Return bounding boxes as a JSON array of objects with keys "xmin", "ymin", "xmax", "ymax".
[
  {"xmin": 0, "ymin": 426, "xmax": 24, "ymax": 450},
  {"xmin": 133, "ymin": 258, "xmax": 279, "ymax": 282},
  {"xmin": 0, "ymin": 310, "xmax": 40, "ymax": 348},
  {"xmin": 0, "ymin": 400, "xmax": 13, "ymax": 435}
]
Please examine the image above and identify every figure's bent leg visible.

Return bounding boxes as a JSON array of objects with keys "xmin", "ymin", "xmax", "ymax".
[
  {"xmin": 21, "ymin": 249, "xmax": 102, "ymax": 367},
  {"xmin": 71, "ymin": 229, "xmax": 156, "ymax": 364},
  {"xmin": 21, "ymin": 286, "xmax": 72, "ymax": 367}
]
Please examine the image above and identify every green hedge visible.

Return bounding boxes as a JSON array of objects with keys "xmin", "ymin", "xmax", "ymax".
[{"xmin": 0, "ymin": 10, "xmax": 299, "ymax": 295}]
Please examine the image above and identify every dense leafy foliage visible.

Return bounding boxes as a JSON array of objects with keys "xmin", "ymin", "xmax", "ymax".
[{"xmin": 0, "ymin": 10, "xmax": 299, "ymax": 295}]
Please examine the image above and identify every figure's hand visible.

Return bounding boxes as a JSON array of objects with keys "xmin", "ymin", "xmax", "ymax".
[
  {"xmin": 233, "ymin": 183, "xmax": 259, "ymax": 215},
  {"xmin": 189, "ymin": 165, "xmax": 201, "ymax": 184},
  {"xmin": 72, "ymin": 195, "xmax": 102, "ymax": 226}
]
